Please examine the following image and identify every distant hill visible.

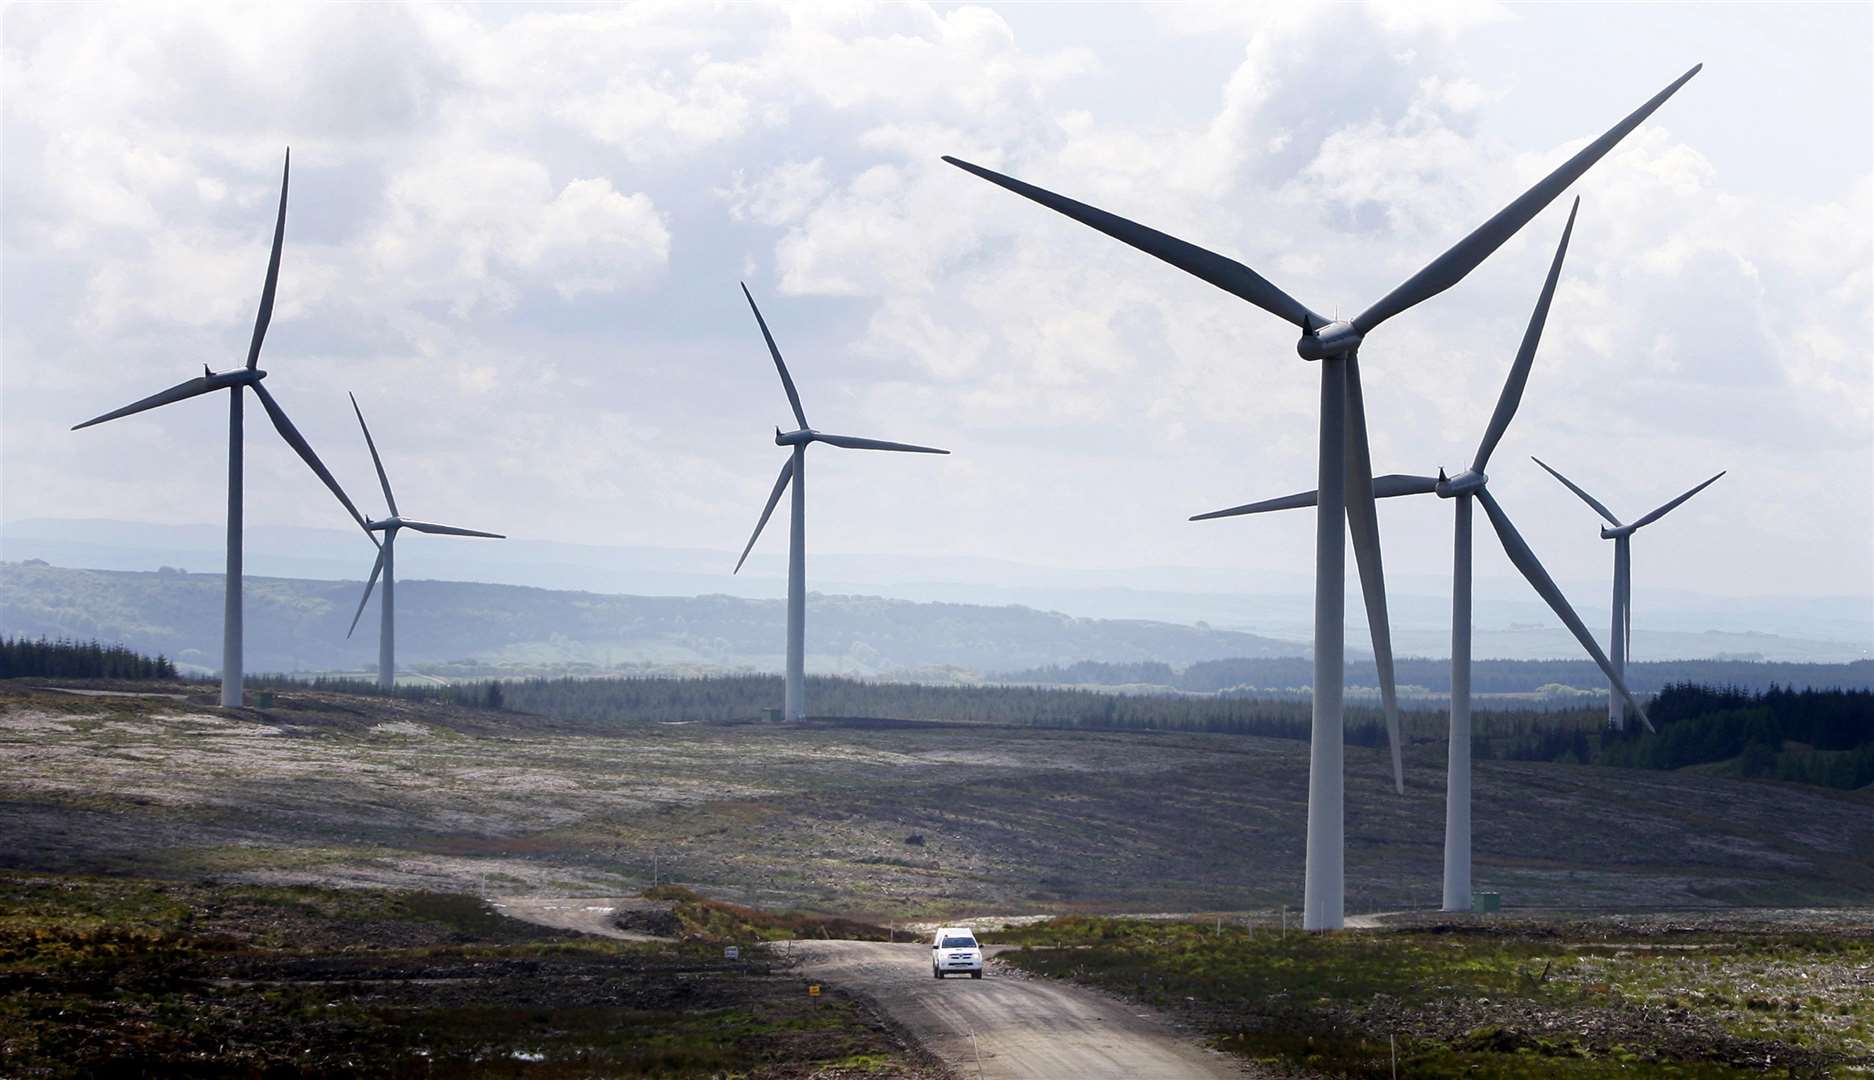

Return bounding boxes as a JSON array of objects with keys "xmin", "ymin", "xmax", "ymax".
[
  {"xmin": 9, "ymin": 518, "xmax": 1868, "ymax": 664},
  {"xmin": 0, "ymin": 561, "xmax": 1303, "ymax": 677}
]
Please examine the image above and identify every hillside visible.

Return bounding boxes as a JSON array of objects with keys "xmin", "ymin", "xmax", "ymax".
[
  {"xmin": 0, "ymin": 560, "xmax": 1301, "ymax": 676},
  {"xmin": 3, "ymin": 682, "xmax": 1869, "ymax": 916}
]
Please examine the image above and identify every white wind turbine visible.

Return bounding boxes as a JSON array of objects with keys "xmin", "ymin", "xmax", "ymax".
[
  {"xmin": 733, "ymin": 284, "xmax": 949, "ymax": 722},
  {"xmin": 345, "ymin": 393, "xmax": 505, "ymax": 690},
  {"xmin": 946, "ymin": 65, "xmax": 1699, "ymax": 929},
  {"xmin": 1533, "ymin": 458, "xmax": 1725, "ymax": 730},
  {"xmin": 1195, "ymin": 199, "xmax": 1652, "ymax": 913},
  {"xmin": 72, "ymin": 149, "xmax": 372, "ymax": 708}
]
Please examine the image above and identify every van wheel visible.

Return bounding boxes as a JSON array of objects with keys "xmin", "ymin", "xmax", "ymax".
[{"xmin": 970, "ymin": 970, "xmax": 983, "ymax": 979}]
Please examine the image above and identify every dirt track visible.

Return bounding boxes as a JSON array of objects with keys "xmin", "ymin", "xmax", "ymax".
[
  {"xmin": 495, "ymin": 898, "xmax": 1249, "ymax": 1078},
  {"xmin": 489, "ymin": 895, "xmax": 670, "ymax": 942},
  {"xmin": 792, "ymin": 940, "xmax": 1252, "ymax": 1079}
]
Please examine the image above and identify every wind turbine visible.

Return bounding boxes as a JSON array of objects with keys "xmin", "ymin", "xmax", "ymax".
[
  {"xmin": 1194, "ymin": 200, "xmax": 1652, "ymax": 913},
  {"xmin": 945, "ymin": 65, "xmax": 1699, "ymax": 929},
  {"xmin": 732, "ymin": 283, "xmax": 949, "ymax": 722},
  {"xmin": 1533, "ymin": 458, "xmax": 1725, "ymax": 730},
  {"xmin": 344, "ymin": 394, "xmax": 505, "ymax": 690},
  {"xmin": 72, "ymin": 149, "xmax": 372, "ymax": 708}
]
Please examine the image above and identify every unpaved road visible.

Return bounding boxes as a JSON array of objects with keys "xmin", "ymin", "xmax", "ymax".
[
  {"xmin": 793, "ymin": 940, "xmax": 1251, "ymax": 1079},
  {"xmin": 490, "ymin": 895, "xmax": 669, "ymax": 942},
  {"xmin": 497, "ymin": 899, "xmax": 1249, "ymax": 1078}
]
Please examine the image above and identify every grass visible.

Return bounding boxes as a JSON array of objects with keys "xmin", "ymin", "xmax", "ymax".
[
  {"xmin": 984, "ymin": 916, "xmax": 1873, "ymax": 1077},
  {"xmin": 0, "ymin": 871, "xmax": 924, "ymax": 1078}
]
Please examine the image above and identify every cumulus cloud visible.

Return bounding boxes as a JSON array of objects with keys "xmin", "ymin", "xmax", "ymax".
[
  {"xmin": 372, "ymin": 156, "xmax": 670, "ymax": 311},
  {"xmin": 1, "ymin": 1, "xmax": 1866, "ymax": 605}
]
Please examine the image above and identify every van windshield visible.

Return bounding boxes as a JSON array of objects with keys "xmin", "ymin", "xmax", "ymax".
[{"xmin": 942, "ymin": 936, "xmax": 977, "ymax": 949}]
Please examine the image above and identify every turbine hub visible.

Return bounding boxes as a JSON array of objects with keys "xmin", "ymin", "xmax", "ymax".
[
  {"xmin": 1436, "ymin": 469, "xmax": 1487, "ymax": 498},
  {"xmin": 1296, "ymin": 320, "xmax": 1363, "ymax": 362},
  {"xmin": 367, "ymin": 517, "xmax": 401, "ymax": 532},
  {"xmin": 775, "ymin": 427, "xmax": 815, "ymax": 446}
]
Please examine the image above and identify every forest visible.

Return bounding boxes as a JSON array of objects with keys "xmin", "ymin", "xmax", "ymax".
[
  {"xmin": 0, "ymin": 635, "xmax": 177, "ymax": 680},
  {"xmin": 1001, "ymin": 655, "xmax": 1874, "ymax": 695}
]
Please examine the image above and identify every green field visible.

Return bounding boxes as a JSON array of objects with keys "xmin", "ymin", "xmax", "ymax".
[{"xmin": 987, "ymin": 913, "xmax": 1874, "ymax": 1076}]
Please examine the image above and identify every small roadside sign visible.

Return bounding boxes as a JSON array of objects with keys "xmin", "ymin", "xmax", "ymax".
[
  {"xmin": 724, "ymin": 945, "xmax": 740, "ymax": 960},
  {"xmin": 808, "ymin": 984, "xmax": 821, "ymax": 997}
]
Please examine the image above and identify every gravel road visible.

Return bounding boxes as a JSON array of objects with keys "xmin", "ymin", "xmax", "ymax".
[
  {"xmin": 792, "ymin": 940, "xmax": 1252, "ymax": 1079},
  {"xmin": 496, "ymin": 898, "xmax": 1250, "ymax": 1078}
]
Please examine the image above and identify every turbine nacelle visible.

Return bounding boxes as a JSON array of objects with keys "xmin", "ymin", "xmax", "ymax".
[
  {"xmin": 206, "ymin": 368, "xmax": 267, "ymax": 390},
  {"xmin": 1436, "ymin": 469, "xmax": 1488, "ymax": 499},
  {"xmin": 775, "ymin": 426, "xmax": 816, "ymax": 446},
  {"xmin": 1296, "ymin": 320, "xmax": 1363, "ymax": 362},
  {"xmin": 366, "ymin": 516, "xmax": 402, "ymax": 533}
]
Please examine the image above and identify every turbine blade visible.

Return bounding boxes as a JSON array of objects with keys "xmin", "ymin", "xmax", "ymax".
[
  {"xmin": 1531, "ymin": 456, "xmax": 1622, "ymax": 527},
  {"xmin": 1344, "ymin": 355, "xmax": 1404, "ymax": 794},
  {"xmin": 734, "ymin": 457, "xmax": 794, "ymax": 574},
  {"xmin": 246, "ymin": 148, "xmax": 290, "ymax": 371},
  {"xmin": 1191, "ymin": 490, "xmax": 1319, "ymax": 521},
  {"xmin": 251, "ymin": 381, "xmax": 369, "ymax": 531},
  {"xmin": 1190, "ymin": 479, "xmax": 1434, "ymax": 522},
  {"xmin": 1624, "ymin": 577, "xmax": 1633, "ymax": 663},
  {"xmin": 348, "ymin": 544, "xmax": 386, "ymax": 639},
  {"xmin": 399, "ymin": 519, "xmax": 505, "ymax": 538},
  {"xmin": 814, "ymin": 432, "xmax": 949, "ymax": 454},
  {"xmin": 71, "ymin": 374, "xmax": 222, "ymax": 430},
  {"xmin": 943, "ymin": 155, "xmax": 1325, "ymax": 330},
  {"xmin": 741, "ymin": 283, "xmax": 808, "ymax": 430},
  {"xmin": 1353, "ymin": 65, "xmax": 1700, "ymax": 334},
  {"xmin": 1373, "ymin": 473, "xmax": 1440, "ymax": 498},
  {"xmin": 1628, "ymin": 470, "xmax": 1725, "ymax": 531},
  {"xmin": 349, "ymin": 392, "xmax": 398, "ymax": 516},
  {"xmin": 1472, "ymin": 198, "xmax": 1578, "ymax": 473},
  {"xmin": 1477, "ymin": 488, "xmax": 1652, "ymax": 731}
]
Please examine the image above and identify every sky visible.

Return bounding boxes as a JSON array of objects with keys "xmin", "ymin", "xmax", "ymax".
[{"xmin": 3, "ymin": 1, "xmax": 1870, "ymax": 610}]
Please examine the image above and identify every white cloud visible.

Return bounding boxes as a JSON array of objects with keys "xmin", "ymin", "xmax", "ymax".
[
  {"xmin": 721, "ymin": 159, "xmax": 832, "ymax": 227},
  {"xmin": 1, "ymin": 0, "xmax": 1867, "ymax": 611},
  {"xmin": 372, "ymin": 155, "xmax": 671, "ymax": 312}
]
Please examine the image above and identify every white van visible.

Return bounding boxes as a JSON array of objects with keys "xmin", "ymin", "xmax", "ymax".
[{"xmin": 931, "ymin": 926, "xmax": 983, "ymax": 978}]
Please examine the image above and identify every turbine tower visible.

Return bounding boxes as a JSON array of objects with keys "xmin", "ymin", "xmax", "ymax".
[
  {"xmin": 345, "ymin": 394, "xmax": 505, "ymax": 690},
  {"xmin": 72, "ymin": 149, "xmax": 372, "ymax": 708},
  {"xmin": 1533, "ymin": 458, "xmax": 1725, "ymax": 730},
  {"xmin": 733, "ymin": 283, "xmax": 949, "ymax": 722},
  {"xmin": 1195, "ymin": 200, "xmax": 1653, "ymax": 913},
  {"xmin": 945, "ymin": 65, "xmax": 1699, "ymax": 929}
]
